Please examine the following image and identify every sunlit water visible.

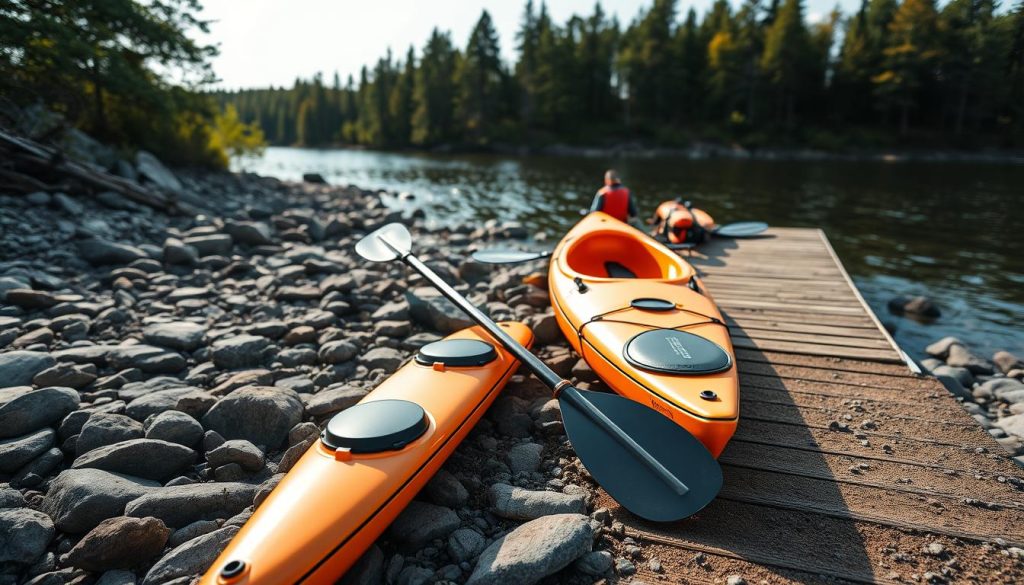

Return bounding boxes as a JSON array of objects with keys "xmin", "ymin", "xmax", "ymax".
[{"xmin": 234, "ymin": 147, "xmax": 1024, "ymax": 360}]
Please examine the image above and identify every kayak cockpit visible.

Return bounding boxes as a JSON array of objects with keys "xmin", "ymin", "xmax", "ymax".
[{"xmin": 562, "ymin": 228, "xmax": 695, "ymax": 282}]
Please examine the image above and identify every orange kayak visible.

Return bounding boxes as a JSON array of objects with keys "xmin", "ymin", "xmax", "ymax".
[
  {"xmin": 549, "ymin": 212, "xmax": 738, "ymax": 457},
  {"xmin": 200, "ymin": 323, "xmax": 533, "ymax": 585}
]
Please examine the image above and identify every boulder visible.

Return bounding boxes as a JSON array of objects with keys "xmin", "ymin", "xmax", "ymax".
[
  {"xmin": 42, "ymin": 469, "xmax": 160, "ymax": 533},
  {"xmin": 466, "ymin": 514, "xmax": 592, "ymax": 585},
  {"xmin": 0, "ymin": 508, "xmax": 54, "ymax": 564},
  {"xmin": 63, "ymin": 516, "xmax": 170, "ymax": 571},
  {"xmin": 0, "ymin": 351, "xmax": 56, "ymax": 387},
  {"xmin": 0, "ymin": 386, "xmax": 79, "ymax": 439},
  {"xmin": 125, "ymin": 482, "xmax": 258, "ymax": 528},
  {"xmin": 72, "ymin": 438, "xmax": 195, "ymax": 482},
  {"xmin": 201, "ymin": 386, "xmax": 303, "ymax": 450}
]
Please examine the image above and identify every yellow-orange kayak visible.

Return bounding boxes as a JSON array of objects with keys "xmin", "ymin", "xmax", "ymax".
[
  {"xmin": 549, "ymin": 212, "xmax": 738, "ymax": 457},
  {"xmin": 200, "ymin": 322, "xmax": 533, "ymax": 585}
]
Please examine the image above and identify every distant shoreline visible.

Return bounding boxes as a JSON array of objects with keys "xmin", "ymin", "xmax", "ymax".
[{"xmin": 262, "ymin": 142, "xmax": 1024, "ymax": 164}]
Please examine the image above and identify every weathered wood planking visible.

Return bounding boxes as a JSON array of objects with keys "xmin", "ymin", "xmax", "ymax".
[{"xmin": 601, "ymin": 228, "xmax": 1024, "ymax": 584}]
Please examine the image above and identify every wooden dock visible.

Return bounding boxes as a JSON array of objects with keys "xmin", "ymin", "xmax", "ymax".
[{"xmin": 597, "ymin": 228, "xmax": 1024, "ymax": 584}]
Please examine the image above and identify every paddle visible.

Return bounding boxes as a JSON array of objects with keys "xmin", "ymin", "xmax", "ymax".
[
  {"xmin": 712, "ymin": 221, "xmax": 769, "ymax": 238},
  {"xmin": 471, "ymin": 241, "xmax": 694, "ymax": 265},
  {"xmin": 356, "ymin": 223, "xmax": 722, "ymax": 522}
]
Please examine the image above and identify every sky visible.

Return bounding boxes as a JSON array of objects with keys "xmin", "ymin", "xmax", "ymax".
[{"xmin": 200, "ymin": 0, "xmax": 857, "ymax": 90}]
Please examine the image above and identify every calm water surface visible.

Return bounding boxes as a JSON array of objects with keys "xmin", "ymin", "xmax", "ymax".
[{"xmin": 235, "ymin": 147, "xmax": 1024, "ymax": 360}]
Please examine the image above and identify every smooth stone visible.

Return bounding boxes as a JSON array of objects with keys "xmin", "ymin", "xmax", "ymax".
[
  {"xmin": 144, "ymin": 410, "xmax": 204, "ymax": 447},
  {"xmin": 71, "ymin": 439, "xmax": 196, "ymax": 482},
  {"xmin": 0, "ymin": 508, "xmax": 54, "ymax": 564},
  {"xmin": 32, "ymin": 362, "xmax": 97, "ymax": 389},
  {"xmin": 143, "ymin": 322, "xmax": 207, "ymax": 352},
  {"xmin": 507, "ymin": 442, "xmax": 544, "ymax": 474},
  {"xmin": 304, "ymin": 385, "xmax": 367, "ymax": 417},
  {"xmin": 994, "ymin": 351, "xmax": 1024, "ymax": 375},
  {"xmin": 575, "ymin": 550, "xmax": 614, "ymax": 576},
  {"xmin": 167, "ymin": 519, "xmax": 220, "ymax": 548},
  {"xmin": 465, "ymin": 514, "xmax": 592, "ymax": 585},
  {"xmin": 0, "ymin": 428, "xmax": 55, "ymax": 473},
  {"xmin": 63, "ymin": 516, "xmax": 170, "ymax": 571},
  {"xmin": 78, "ymin": 239, "xmax": 148, "ymax": 266},
  {"xmin": 318, "ymin": 340, "xmax": 358, "ymax": 364},
  {"xmin": 211, "ymin": 335, "xmax": 273, "ymax": 369},
  {"xmin": 996, "ymin": 413, "xmax": 1024, "ymax": 438},
  {"xmin": 42, "ymin": 469, "xmax": 160, "ymax": 533},
  {"xmin": 0, "ymin": 386, "xmax": 79, "ymax": 439},
  {"xmin": 206, "ymin": 439, "xmax": 265, "ymax": 471},
  {"xmin": 358, "ymin": 347, "xmax": 404, "ymax": 372},
  {"xmin": 489, "ymin": 483, "xmax": 586, "ymax": 520},
  {"xmin": 125, "ymin": 387, "xmax": 215, "ymax": 421},
  {"xmin": 11, "ymin": 447, "xmax": 63, "ymax": 488},
  {"xmin": 387, "ymin": 501, "xmax": 460, "ymax": 549},
  {"xmin": 141, "ymin": 525, "xmax": 239, "ymax": 585},
  {"xmin": 77, "ymin": 413, "xmax": 144, "ymax": 455},
  {"xmin": 125, "ymin": 482, "xmax": 258, "ymax": 528},
  {"xmin": 423, "ymin": 469, "xmax": 469, "ymax": 508},
  {"xmin": 182, "ymin": 234, "xmax": 233, "ymax": 257},
  {"xmin": 925, "ymin": 337, "xmax": 962, "ymax": 359},
  {"xmin": 107, "ymin": 345, "xmax": 186, "ymax": 374},
  {"xmin": 946, "ymin": 344, "xmax": 994, "ymax": 375},
  {"xmin": 201, "ymin": 386, "xmax": 303, "ymax": 450},
  {"xmin": 0, "ymin": 351, "xmax": 57, "ymax": 387},
  {"xmin": 447, "ymin": 527, "xmax": 485, "ymax": 563},
  {"xmin": 224, "ymin": 221, "xmax": 273, "ymax": 246}
]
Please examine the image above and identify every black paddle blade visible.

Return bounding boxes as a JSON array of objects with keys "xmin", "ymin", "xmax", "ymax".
[
  {"xmin": 559, "ymin": 387, "xmax": 722, "ymax": 521},
  {"xmin": 714, "ymin": 221, "xmax": 769, "ymax": 238},
  {"xmin": 470, "ymin": 248, "xmax": 552, "ymax": 264}
]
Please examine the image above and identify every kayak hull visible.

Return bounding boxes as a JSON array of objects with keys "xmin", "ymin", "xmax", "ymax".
[
  {"xmin": 199, "ymin": 323, "xmax": 533, "ymax": 585},
  {"xmin": 549, "ymin": 212, "xmax": 738, "ymax": 457}
]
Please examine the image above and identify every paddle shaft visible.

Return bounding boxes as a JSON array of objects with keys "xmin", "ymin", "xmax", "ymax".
[{"xmin": 377, "ymin": 234, "xmax": 690, "ymax": 496}]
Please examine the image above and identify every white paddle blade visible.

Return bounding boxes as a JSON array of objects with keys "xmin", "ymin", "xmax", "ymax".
[{"xmin": 355, "ymin": 223, "xmax": 413, "ymax": 262}]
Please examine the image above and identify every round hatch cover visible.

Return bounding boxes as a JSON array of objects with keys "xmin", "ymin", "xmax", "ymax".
[
  {"xmin": 624, "ymin": 329, "xmax": 732, "ymax": 375},
  {"xmin": 322, "ymin": 400, "xmax": 428, "ymax": 453},
  {"xmin": 630, "ymin": 298, "xmax": 676, "ymax": 311},
  {"xmin": 415, "ymin": 339, "xmax": 497, "ymax": 367}
]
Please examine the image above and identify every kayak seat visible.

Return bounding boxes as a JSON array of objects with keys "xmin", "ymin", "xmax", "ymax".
[
  {"xmin": 604, "ymin": 261, "xmax": 637, "ymax": 279},
  {"xmin": 321, "ymin": 399, "xmax": 429, "ymax": 453},
  {"xmin": 623, "ymin": 329, "xmax": 732, "ymax": 375}
]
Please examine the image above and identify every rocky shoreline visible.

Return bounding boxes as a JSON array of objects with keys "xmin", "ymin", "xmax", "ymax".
[{"xmin": 0, "ymin": 166, "xmax": 680, "ymax": 585}]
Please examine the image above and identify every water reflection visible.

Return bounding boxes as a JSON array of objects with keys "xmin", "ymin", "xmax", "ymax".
[{"xmin": 235, "ymin": 147, "xmax": 1024, "ymax": 359}]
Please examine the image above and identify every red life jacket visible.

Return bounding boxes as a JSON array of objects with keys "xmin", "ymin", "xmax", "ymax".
[{"xmin": 599, "ymin": 184, "xmax": 631, "ymax": 222}]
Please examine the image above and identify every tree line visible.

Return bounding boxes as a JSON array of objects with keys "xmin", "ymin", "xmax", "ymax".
[
  {"xmin": 217, "ymin": 0, "xmax": 1024, "ymax": 150},
  {"xmin": 1, "ymin": 0, "xmax": 263, "ymax": 167}
]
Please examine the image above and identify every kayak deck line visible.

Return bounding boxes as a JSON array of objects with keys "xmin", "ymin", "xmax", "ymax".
[{"xmin": 584, "ymin": 226, "xmax": 1024, "ymax": 584}]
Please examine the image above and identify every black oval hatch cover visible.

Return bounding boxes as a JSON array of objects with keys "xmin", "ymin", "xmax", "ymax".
[{"xmin": 624, "ymin": 329, "xmax": 732, "ymax": 375}]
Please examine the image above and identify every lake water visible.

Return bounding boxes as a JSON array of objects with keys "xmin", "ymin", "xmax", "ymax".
[{"xmin": 234, "ymin": 147, "xmax": 1024, "ymax": 361}]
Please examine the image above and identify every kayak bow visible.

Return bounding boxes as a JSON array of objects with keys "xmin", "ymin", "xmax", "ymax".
[
  {"xmin": 549, "ymin": 212, "xmax": 739, "ymax": 457},
  {"xmin": 200, "ymin": 323, "xmax": 532, "ymax": 585}
]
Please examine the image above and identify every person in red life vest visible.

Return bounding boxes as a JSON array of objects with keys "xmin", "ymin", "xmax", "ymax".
[{"xmin": 590, "ymin": 169, "xmax": 638, "ymax": 222}]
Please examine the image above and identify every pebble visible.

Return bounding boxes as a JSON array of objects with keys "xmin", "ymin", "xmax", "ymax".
[
  {"xmin": 387, "ymin": 501, "xmax": 461, "ymax": 549},
  {"xmin": 124, "ymin": 481, "xmax": 258, "ymax": 528},
  {"xmin": 206, "ymin": 439, "xmax": 265, "ymax": 471},
  {"xmin": 488, "ymin": 483, "xmax": 586, "ymax": 520},
  {"xmin": 76, "ymin": 413, "xmax": 144, "ymax": 455},
  {"xmin": 210, "ymin": 334, "xmax": 273, "ymax": 369},
  {"xmin": 465, "ymin": 514, "xmax": 592, "ymax": 585},
  {"xmin": 304, "ymin": 385, "xmax": 367, "ymax": 417},
  {"xmin": 143, "ymin": 410, "xmax": 204, "ymax": 447},
  {"xmin": 142, "ymin": 322, "xmax": 207, "ymax": 351},
  {"xmin": 0, "ymin": 507, "xmax": 54, "ymax": 564},
  {"xmin": 575, "ymin": 550, "xmax": 613, "ymax": 575},
  {"xmin": 447, "ymin": 528, "xmax": 486, "ymax": 563},
  {"xmin": 423, "ymin": 469, "xmax": 469, "ymax": 508},
  {"xmin": 0, "ymin": 428, "xmax": 56, "ymax": 473},
  {"xmin": 62, "ymin": 516, "xmax": 170, "ymax": 571},
  {"xmin": 506, "ymin": 442, "xmax": 544, "ymax": 474}
]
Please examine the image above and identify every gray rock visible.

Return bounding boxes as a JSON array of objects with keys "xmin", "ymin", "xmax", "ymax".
[
  {"xmin": 305, "ymin": 385, "xmax": 367, "ymax": 417},
  {"xmin": 507, "ymin": 442, "xmax": 544, "ymax": 474},
  {"xmin": 946, "ymin": 344, "xmax": 994, "ymax": 375},
  {"xmin": 406, "ymin": 288, "xmax": 473, "ymax": 334},
  {"xmin": 359, "ymin": 347, "xmax": 404, "ymax": 372},
  {"xmin": 0, "ymin": 508, "xmax": 54, "ymax": 564},
  {"xmin": 447, "ymin": 527, "xmax": 485, "ymax": 562},
  {"xmin": 77, "ymin": 414, "xmax": 144, "ymax": 455},
  {"xmin": 167, "ymin": 519, "xmax": 220, "ymax": 548},
  {"xmin": 0, "ymin": 486, "xmax": 27, "ymax": 508},
  {"xmin": 489, "ymin": 483, "xmax": 586, "ymax": 520},
  {"xmin": 925, "ymin": 336, "xmax": 962, "ymax": 359},
  {"xmin": 95, "ymin": 570, "xmax": 136, "ymax": 585},
  {"xmin": 5, "ymin": 289, "xmax": 57, "ymax": 309},
  {"xmin": 339, "ymin": 544, "xmax": 384, "ymax": 585},
  {"xmin": 931, "ymin": 365, "xmax": 975, "ymax": 388},
  {"xmin": 144, "ymin": 411, "xmax": 204, "ymax": 447},
  {"xmin": 396, "ymin": 566, "xmax": 433, "ymax": 585},
  {"xmin": 206, "ymin": 439, "xmax": 265, "ymax": 471},
  {"xmin": 318, "ymin": 340, "xmax": 359, "ymax": 364},
  {"xmin": 135, "ymin": 151, "xmax": 183, "ymax": 192},
  {"xmin": 107, "ymin": 345, "xmax": 186, "ymax": 374},
  {"xmin": 125, "ymin": 482, "xmax": 258, "ymax": 528},
  {"xmin": 202, "ymin": 386, "xmax": 303, "ymax": 449},
  {"xmin": 225, "ymin": 221, "xmax": 273, "ymax": 246},
  {"xmin": 0, "ymin": 428, "xmax": 55, "ymax": 473},
  {"xmin": 141, "ymin": 525, "xmax": 238, "ymax": 585},
  {"xmin": 371, "ymin": 300, "xmax": 410, "ymax": 321},
  {"xmin": 143, "ymin": 322, "xmax": 207, "ymax": 352},
  {"xmin": 72, "ymin": 439, "xmax": 196, "ymax": 482},
  {"xmin": 12, "ymin": 447, "xmax": 63, "ymax": 488},
  {"xmin": 0, "ymin": 351, "xmax": 56, "ymax": 387},
  {"xmin": 524, "ymin": 313, "xmax": 561, "ymax": 345},
  {"xmin": 996, "ymin": 414, "xmax": 1024, "ymax": 439},
  {"xmin": 163, "ymin": 238, "xmax": 199, "ymax": 265},
  {"xmin": 42, "ymin": 469, "xmax": 160, "ymax": 533},
  {"xmin": 183, "ymin": 234, "xmax": 233, "ymax": 257},
  {"xmin": 423, "ymin": 469, "xmax": 469, "ymax": 508},
  {"xmin": 994, "ymin": 351, "xmax": 1024, "ymax": 375},
  {"xmin": 211, "ymin": 335, "xmax": 272, "ymax": 369},
  {"xmin": 79, "ymin": 239, "xmax": 148, "ymax": 266},
  {"xmin": 126, "ymin": 387, "xmax": 215, "ymax": 421},
  {"xmin": 387, "ymin": 501, "xmax": 460, "ymax": 549},
  {"xmin": 466, "ymin": 514, "xmax": 592, "ymax": 585},
  {"xmin": 63, "ymin": 516, "xmax": 170, "ymax": 571},
  {"xmin": 0, "ymin": 386, "xmax": 79, "ymax": 439},
  {"xmin": 32, "ymin": 362, "xmax": 97, "ymax": 389},
  {"xmin": 574, "ymin": 550, "xmax": 613, "ymax": 576}
]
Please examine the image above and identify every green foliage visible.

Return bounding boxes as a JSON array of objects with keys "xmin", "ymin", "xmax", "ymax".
[
  {"xmin": 214, "ymin": 0, "xmax": 1024, "ymax": 150},
  {"xmin": 209, "ymin": 105, "xmax": 265, "ymax": 162},
  {"xmin": 0, "ymin": 0, "xmax": 239, "ymax": 167}
]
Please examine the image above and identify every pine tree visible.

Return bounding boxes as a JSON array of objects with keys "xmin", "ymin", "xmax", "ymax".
[
  {"xmin": 873, "ymin": 0, "xmax": 942, "ymax": 135},
  {"xmin": 389, "ymin": 47, "xmax": 416, "ymax": 144},
  {"xmin": 411, "ymin": 29, "xmax": 458, "ymax": 145},
  {"xmin": 455, "ymin": 10, "xmax": 506, "ymax": 143},
  {"xmin": 761, "ymin": 0, "xmax": 814, "ymax": 127}
]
